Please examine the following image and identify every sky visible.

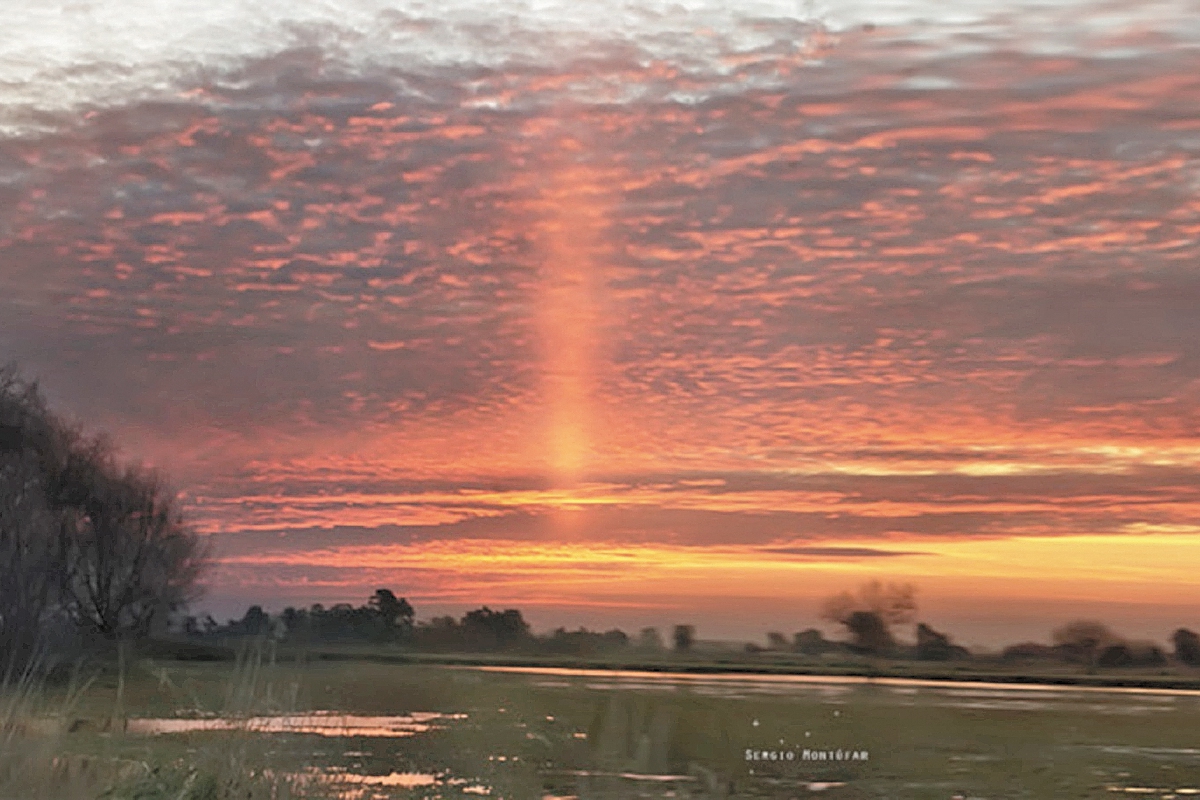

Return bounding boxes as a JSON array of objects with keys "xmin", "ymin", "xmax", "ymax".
[{"xmin": 2, "ymin": 0, "xmax": 1199, "ymax": 648}]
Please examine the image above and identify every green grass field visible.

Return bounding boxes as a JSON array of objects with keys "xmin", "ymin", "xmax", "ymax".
[{"xmin": 5, "ymin": 649, "xmax": 1200, "ymax": 799}]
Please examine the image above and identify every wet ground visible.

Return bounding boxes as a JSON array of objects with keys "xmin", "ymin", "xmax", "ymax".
[{"xmin": 109, "ymin": 663, "xmax": 1200, "ymax": 799}]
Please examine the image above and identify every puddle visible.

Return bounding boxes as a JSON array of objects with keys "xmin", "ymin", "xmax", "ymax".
[
  {"xmin": 554, "ymin": 770, "xmax": 698, "ymax": 782},
  {"xmin": 126, "ymin": 711, "xmax": 467, "ymax": 738},
  {"xmin": 1105, "ymin": 788, "xmax": 1200, "ymax": 795}
]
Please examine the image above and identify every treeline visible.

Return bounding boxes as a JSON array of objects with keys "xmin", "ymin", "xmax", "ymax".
[
  {"xmin": 1001, "ymin": 621, "xmax": 1200, "ymax": 668},
  {"xmin": 186, "ymin": 593, "xmax": 634, "ymax": 656},
  {"xmin": 194, "ymin": 579, "xmax": 1200, "ymax": 669},
  {"xmin": 0, "ymin": 365, "xmax": 208, "ymax": 675},
  {"xmin": 759, "ymin": 582, "xmax": 1200, "ymax": 668}
]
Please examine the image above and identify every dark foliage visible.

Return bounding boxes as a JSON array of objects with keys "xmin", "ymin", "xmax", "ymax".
[
  {"xmin": 406, "ymin": 606, "xmax": 532, "ymax": 652},
  {"xmin": 765, "ymin": 632, "xmax": 789, "ymax": 650},
  {"xmin": 1, "ymin": 364, "xmax": 208, "ymax": 674},
  {"xmin": 915, "ymin": 622, "xmax": 969, "ymax": 661},
  {"xmin": 822, "ymin": 581, "xmax": 915, "ymax": 655},
  {"xmin": 1173, "ymin": 629, "xmax": 1200, "ymax": 666},
  {"xmin": 541, "ymin": 627, "xmax": 629, "ymax": 656},
  {"xmin": 1051, "ymin": 620, "xmax": 1117, "ymax": 665},
  {"xmin": 843, "ymin": 611, "xmax": 894, "ymax": 655},
  {"xmin": 673, "ymin": 624, "xmax": 695, "ymax": 652},
  {"xmin": 792, "ymin": 628, "xmax": 838, "ymax": 655},
  {"xmin": 1001, "ymin": 642, "xmax": 1059, "ymax": 661}
]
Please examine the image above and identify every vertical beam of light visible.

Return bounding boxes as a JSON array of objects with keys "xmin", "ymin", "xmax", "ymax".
[{"xmin": 533, "ymin": 132, "xmax": 612, "ymax": 486}]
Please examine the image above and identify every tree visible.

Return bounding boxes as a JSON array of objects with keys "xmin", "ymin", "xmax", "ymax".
[
  {"xmin": 766, "ymin": 632, "xmax": 788, "ymax": 651},
  {"xmin": 673, "ymin": 624, "xmax": 695, "ymax": 652},
  {"xmin": 821, "ymin": 581, "xmax": 917, "ymax": 655},
  {"xmin": 1051, "ymin": 620, "xmax": 1116, "ymax": 665},
  {"xmin": 793, "ymin": 629, "xmax": 836, "ymax": 655},
  {"xmin": 915, "ymin": 622, "xmax": 967, "ymax": 661},
  {"xmin": 0, "ymin": 363, "xmax": 209, "ymax": 668},
  {"xmin": 60, "ymin": 454, "xmax": 208, "ymax": 640},
  {"xmin": 1, "ymin": 366, "xmax": 70, "ymax": 672},
  {"xmin": 0, "ymin": 449, "xmax": 65, "ymax": 674},
  {"xmin": 461, "ymin": 607, "xmax": 530, "ymax": 650},
  {"xmin": 369, "ymin": 589, "xmax": 414, "ymax": 638},
  {"xmin": 240, "ymin": 605, "xmax": 270, "ymax": 636},
  {"xmin": 843, "ymin": 611, "xmax": 894, "ymax": 654},
  {"xmin": 1173, "ymin": 628, "xmax": 1200, "ymax": 666}
]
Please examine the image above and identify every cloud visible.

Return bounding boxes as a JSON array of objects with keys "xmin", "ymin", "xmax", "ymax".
[
  {"xmin": 1, "ymin": 12, "xmax": 1199, "ymax": 627},
  {"xmin": 757, "ymin": 546, "xmax": 930, "ymax": 558}
]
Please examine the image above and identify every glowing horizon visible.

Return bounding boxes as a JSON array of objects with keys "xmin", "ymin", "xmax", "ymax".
[{"xmin": 3, "ymin": 0, "xmax": 1200, "ymax": 646}]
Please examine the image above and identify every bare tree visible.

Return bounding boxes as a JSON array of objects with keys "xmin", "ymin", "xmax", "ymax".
[
  {"xmin": 62, "ymin": 455, "xmax": 208, "ymax": 639},
  {"xmin": 0, "ymin": 365, "xmax": 68, "ymax": 673},
  {"xmin": 0, "ymin": 363, "xmax": 209, "ymax": 669},
  {"xmin": 821, "ymin": 580, "xmax": 917, "ymax": 654},
  {"xmin": 0, "ymin": 451, "xmax": 65, "ymax": 675}
]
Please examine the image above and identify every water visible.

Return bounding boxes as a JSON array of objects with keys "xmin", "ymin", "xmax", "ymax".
[{"xmin": 118, "ymin": 664, "xmax": 1200, "ymax": 798}]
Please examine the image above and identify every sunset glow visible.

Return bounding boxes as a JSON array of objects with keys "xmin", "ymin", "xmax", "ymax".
[{"xmin": 2, "ymin": 0, "xmax": 1199, "ymax": 645}]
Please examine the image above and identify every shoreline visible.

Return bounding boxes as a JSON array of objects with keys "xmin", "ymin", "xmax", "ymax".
[
  {"xmin": 136, "ymin": 639, "xmax": 1200, "ymax": 692},
  {"xmin": 283, "ymin": 649, "xmax": 1200, "ymax": 693}
]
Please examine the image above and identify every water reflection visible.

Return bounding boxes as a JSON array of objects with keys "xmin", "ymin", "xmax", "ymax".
[
  {"xmin": 127, "ymin": 711, "xmax": 466, "ymax": 738},
  {"xmin": 111, "ymin": 665, "xmax": 1200, "ymax": 798}
]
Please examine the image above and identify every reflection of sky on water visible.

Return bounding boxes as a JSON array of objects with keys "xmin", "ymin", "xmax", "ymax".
[
  {"xmin": 109, "ymin": 664, "xmax": 1200, "ymax": 797},
  {"xmin": 3, "ymin": 0, "xmax": 1200, "ymax": 635},
  {"xmin": 127, "ymin": 711, "xmax": 465, "ymax": 737}
]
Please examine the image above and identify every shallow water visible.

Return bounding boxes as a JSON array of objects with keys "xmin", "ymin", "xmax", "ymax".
[{"xmin": 116, "ymin": 663, "xmax": 1200, "ymax": 798}]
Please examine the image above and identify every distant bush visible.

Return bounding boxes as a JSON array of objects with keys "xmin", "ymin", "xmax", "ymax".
[
  {"xmin": 792, "ymin": 628, "xmax": 839, "ymax": 655},
  {"xmin": 1096, "ymin": 642, "xmax": 1167, "ymax": 668},
  {"xmin": 410, "ymin": 606, "xmax": 531, "ymax": 652},
  {"xmin": 541, "ymin": 627, "xmax": 629, "ymax": 656},
  {"xmin": 673, "ymin": 624, "xmax": 695, "ymax": 652},
  {"xmin": 1001, "ymin": 642, "xmax": 1059, "ymax": 661},
  {"xmin": 1052, "ymin": 620, "xmax": 1119, "ymax": 665},
  {"xmin": 1173, "ymin": 629, "xmax": 1200, "ymax": 666},
  {"xmin": 915, "ymin": 623, "xmax": 969, "ymax": 661}
]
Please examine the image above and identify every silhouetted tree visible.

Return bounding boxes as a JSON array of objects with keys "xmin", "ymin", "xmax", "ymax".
[
  {"xmin": 766, "ymin": 632, "xmax": 788, "ymax": 650},
  {"xmin": 1095, "ymin": 641, "xmax": 1166, "ymax": 668},
  {"xmin": 673, "ymin": 624, "xmax": 695, "ymax": 652},
  {"xmin": 1052, "ymin": 620, "xmax": 1116, "ymax": 665},
  {"xmin": 368, "ymin": 589, "xmax": 414, "ymax": 641},
  {"xmin": 1173, "ymin": 629, "xmax": 1200, "ymax": 666},
  {"xmin": 844, "ymin": 611, "xmax": 894, "ymax": 654},
  {"xmin": 0, "ymin": 446, "xmax": 66, "ymax": 674},
  {"xmin": 541, "ymin": 627, "xmax": 629, "ymax": 656},
  {"xmin": 793, "ymin": 628, "xmax": 837, "ymax": 655},
  {"xmin": 60, "ymin": 454, "xmax": 207, "ymax": 639},
  {"xmin": 0, "ymin": 364, "xmax": 208, "ymax": 670},
  {"xmin": 822, "ymin": 581, "xmax": 916, "ymax": 655},
  {"xmin": 915, "ymin": 622, "xmax": 967, "ymax": 661},
  {"xmin": 461, "ymin": 607, "xmax": 530, "ymax": 650},
  {"xmin": 239, "ymin": 605, "xmax": 269, "ymax": 636}
]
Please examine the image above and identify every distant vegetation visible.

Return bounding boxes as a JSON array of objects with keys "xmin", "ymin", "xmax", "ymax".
[
  {"xmin": 184, "ymin": 581, "xmax": 1200, "ymax": 672},
  {"xmin": 1002, "ymin": 620, "xmax": 1172, "ymax": 668}
]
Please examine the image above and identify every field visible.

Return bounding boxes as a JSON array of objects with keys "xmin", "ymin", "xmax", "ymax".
[{"xmin": 4, "ymin": 650, "xmax": 1200, "ymax": 799}]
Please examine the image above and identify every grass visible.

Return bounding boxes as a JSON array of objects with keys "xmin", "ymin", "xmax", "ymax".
[
  {"xmin": 5, "ymin": 646, "xmax": 1200, "ymax": 799},
  {"xmin": 1, "ymin": 642, "xmax": 301, "ymax": 800}
]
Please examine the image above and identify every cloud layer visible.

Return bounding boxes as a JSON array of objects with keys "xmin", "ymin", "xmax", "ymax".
[{"xmin": 2, "ymin": 3, "xmax": 1199, "ymax": 637}]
